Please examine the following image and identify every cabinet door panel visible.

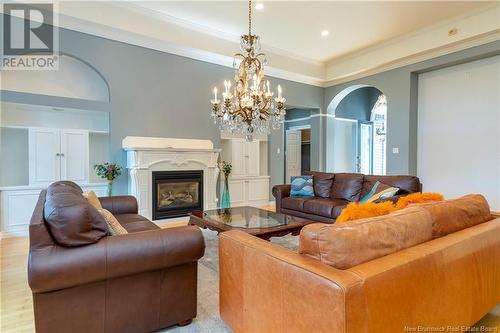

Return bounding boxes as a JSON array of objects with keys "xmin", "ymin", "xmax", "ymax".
[
  {"xmin": 60, "ymin": 130, "xmax": 89, "ymax": 183},
  {"xmin": 228, "ymin": 179, "xmax": 246, "ymax": 206},
  {"xmin": 29, "ymin": 128, "xmax": 60, "ymax": 185},
  {"xmin": 231, "ymin": 140, "xmax": 246, "ymax": 177},
  {"xmin": 246, "ymin": 141, "xmax": 260, "ymax": 177},
  {"xmin": 1, "ymin": 190, "xmax": 40, "ymax": 232},
  {"xmin": 247, "ymin": 178, "xmax": 269, "ymax": 202}
]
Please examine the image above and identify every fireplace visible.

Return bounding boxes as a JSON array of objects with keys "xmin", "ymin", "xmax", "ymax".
[{"xmin": 152, "ymin": 170, "xmax": 204, "ymax": 220}]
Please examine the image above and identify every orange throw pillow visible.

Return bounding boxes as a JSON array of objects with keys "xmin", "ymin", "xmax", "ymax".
[
  {"xmin": 336, "ymin": 201, "xmax": 396, "ymax": 223},
  {"xmin": 395, "ymin": 192, "xmax": 444, "ymax": 210}
]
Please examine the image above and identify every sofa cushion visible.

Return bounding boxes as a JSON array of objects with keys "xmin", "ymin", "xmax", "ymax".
[
  {"xmin": 305, "ymin": 171, "xmax": 334, "ymax": 198},
  {"xmin": 303, "ymin": 198, "xmax": 348, "ymax": 218},
  {"xmin": 115, "ymin": 214, "xmax": 160, "ymax": 233},
  {"xmin": 299, "ymin": 206, "xmax": 433, "ymax": 269},
  {"xmin": 83, "ymin": 190, "xmax": 103, "ymax": 210},
  {"xmin": 417, "ymin": 194, "xmax": 492, "ymax": 238},
  {"xmin": 330, "ymin": 173, "xmax": 364, "ymax": 201},
  {"xmin": 337, "ymin": 201, "xmax": 397, "ymax": 223},
  {"xmin": 290, "ymin": 176, "xmax": 314, "ymax": 197},
  {"xmin": 98, "ymin": 208, "xmax": 128, "ymax": 235},
  {"xmin": 44, "ymin": 181, "xmax": 108, "ymax": 247},
  {"xmin": 360, "ymin": 175, "xmax": 421, "ymax": 198},
  {"xmin": 359, "ymin": 182, "xmax": 399, "ymax": 203},
  {"xmin": 282, "ymin": 197, "xmax": 309, "ymax": 211}
]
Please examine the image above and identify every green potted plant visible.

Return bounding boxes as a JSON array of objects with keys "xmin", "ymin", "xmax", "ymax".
[
  {"xmin": 218, "ymin": 160, "xmax": 232, "ymax": 208},
  {"xmin": 94, "ymin": 162, "xmax": 122, "ymax": 196}
]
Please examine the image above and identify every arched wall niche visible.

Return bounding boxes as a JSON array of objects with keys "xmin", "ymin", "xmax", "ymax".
[
  {"xmin": 325, "ymin": 84, "xmax": 387, "ymax": 174},
  {"xmin": 2, "ymin": 53, "xmax": 110, "ymax": 102}
]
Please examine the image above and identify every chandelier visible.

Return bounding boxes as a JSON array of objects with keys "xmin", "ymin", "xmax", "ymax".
[{"xmin": 210, "ymin": 0, "xmax": 286, "ymax": 141}]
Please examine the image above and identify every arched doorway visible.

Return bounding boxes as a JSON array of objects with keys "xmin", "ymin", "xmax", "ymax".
[{"xmin": 326, "ymin": 85, "xmax": 386, "ymax": 175}]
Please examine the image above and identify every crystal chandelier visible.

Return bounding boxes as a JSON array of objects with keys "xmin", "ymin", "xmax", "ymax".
[{"xmin": 210, "ymin": 0, "xmax": 286, "ymax": 141}]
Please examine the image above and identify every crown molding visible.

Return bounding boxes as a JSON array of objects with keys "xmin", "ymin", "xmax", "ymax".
[
  {"xmin": 5, "ymin": 2, "xmax": 497, "ymax": 89},
  {"xmin": 324, "ymin": 5, "xmax": 500, "ymax": 86},
  {"xmin": 323, "ymin": 29, "xmax": 500, "ymax": 87},
  {"xmin": 55, "ymin": 10, "xmax": 325, "ymax": 87},
  {"xmin": 117, "ymin": 2, "xmax": 324, "ymax": 68}
]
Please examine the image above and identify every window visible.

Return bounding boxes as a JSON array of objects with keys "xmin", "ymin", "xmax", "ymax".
[{"xmin": 371, "ymin": 95, "xmax": 387, "ymax": 175}]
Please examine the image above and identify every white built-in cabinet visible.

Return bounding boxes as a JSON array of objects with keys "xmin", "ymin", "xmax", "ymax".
[
  {"xmin": 1, "ymin": 127, "xmax": 105, "ymax": 235},
  {"xmin": 29, "ymin": 128, "xmax": 89, "ymax": 185},
  {"xmin": 220, "ymin": 138, "xmax": 270, "ymax": 207}
]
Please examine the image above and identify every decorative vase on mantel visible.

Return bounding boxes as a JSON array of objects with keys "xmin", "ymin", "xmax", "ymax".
[
  {"xmin": 107, "ymin": 179, "xmax": 113, "ymax": 197},
  {"xmin": 218, "ymin": 161, "xmax": 232, "ymax": 209},
  {"xmin": 220, "ymin": 175, "xmax": 231, "ymax": 209},
  {"xmin": 94, "ymin": 163, "xmax": 123, "ymax": 197}
]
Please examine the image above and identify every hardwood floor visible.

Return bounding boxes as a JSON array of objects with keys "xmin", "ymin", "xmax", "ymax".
[{"xmin": 1, "ymin": 210, "xmax": 499, "ymax": 332}]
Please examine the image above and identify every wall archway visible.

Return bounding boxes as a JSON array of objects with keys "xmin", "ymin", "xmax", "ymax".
[
  {"xmin": 326, "ymin": 85, "xmax": 387, "ymax": 174},
  {"xmin": 2, "ymin": 54, "xmax": 110, "ymax": 102}
]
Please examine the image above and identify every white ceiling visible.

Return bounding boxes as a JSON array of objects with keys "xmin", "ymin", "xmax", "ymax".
[{"xmin": 131, "ymin": 1, "xmax": 494, "ymax": 63}]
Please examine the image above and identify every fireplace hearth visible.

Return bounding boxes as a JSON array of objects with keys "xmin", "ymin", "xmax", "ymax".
[{"xmin": 152, "ymin": 170, "xmax": 203, "ymax": 220}]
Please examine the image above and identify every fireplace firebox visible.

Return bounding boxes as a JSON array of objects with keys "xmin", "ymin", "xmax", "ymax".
[{"xmin": 152, "ymin": 170, "xmax": 203, "ymax": 220}]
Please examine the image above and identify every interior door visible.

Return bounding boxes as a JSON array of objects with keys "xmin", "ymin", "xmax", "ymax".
[
  {"xmin": 332, "ymin": 118, "xmax": 358, "ymax": 173},
  {"xmin": 286, "ymin": 129, "xmax": 301, "ymax": 182},
  {"xmin": 29, "ymin": 128, "xmax": 60, "ymax": 185},
  {"xmin": 60, "ymin": 129, "xmax": 89, "ymax": 182},
  {"xmin": 359, "ymin": 122, "xmax": 373, "ymax": 174}
]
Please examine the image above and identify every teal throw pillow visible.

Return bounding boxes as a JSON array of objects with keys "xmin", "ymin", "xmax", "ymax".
[{"xmin": 290, "ymin": 176, "xmax": 314, "ymax": 197}]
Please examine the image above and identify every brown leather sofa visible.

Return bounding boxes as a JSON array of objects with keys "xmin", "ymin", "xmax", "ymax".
[
  {"xmin": 273, "ymin": 172, "xmax": 422, "ymax": 223},
  {"xmin": 219, "ymin": 194, "xmax": 500, "ymax": 333},
  {"xmin": 28, "ymin": 182, "xmax": 205, "ymax": 333}
]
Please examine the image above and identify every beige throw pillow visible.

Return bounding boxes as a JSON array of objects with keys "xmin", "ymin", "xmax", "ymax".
[
  {"xmin": 98, "ymin": 208, "xmax": 128, "ymax": 236},
  {"xmin": 83, "ymin": 191, "xmax": 102, "ymax": 210}
]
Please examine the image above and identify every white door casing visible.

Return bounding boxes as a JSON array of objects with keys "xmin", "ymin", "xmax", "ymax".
[{"xmin": 359, "ymin": 122, "xmax": 373, "ymax": 174}]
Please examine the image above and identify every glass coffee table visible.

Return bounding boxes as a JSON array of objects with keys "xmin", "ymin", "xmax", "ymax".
[{"xmin": 189, "ymin": 206, "xmax": 315, "ymax": 240}]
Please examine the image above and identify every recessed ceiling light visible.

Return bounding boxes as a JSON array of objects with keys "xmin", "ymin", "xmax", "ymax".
[
  {"xmin": 255, "ymin": 3, "xmax": 264, "ymax": 10},
  {"xmin": 321, "ymin": 30, "xmax": 329, "ymax": 37}
]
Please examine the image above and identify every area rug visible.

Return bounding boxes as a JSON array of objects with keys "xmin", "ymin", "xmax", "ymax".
[{"xmin": 161, "ymin": 229, "xmax": 299, "ymax": 333}]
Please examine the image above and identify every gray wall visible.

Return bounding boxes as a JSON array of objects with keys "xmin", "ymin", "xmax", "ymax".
[
  {"xmin": 0, "ymin": 128, "xmax": 29, "ymax": 186},
  {"xmin": 335, "ymin": 87, "xmax": 382, "ymax": 121},
  {"xmin": 0, "ymin": 15, "xmax": 324, "ymax": 194},
  {"xmin": 324, "ymin": 40, "xmax": 500, "ymax": 176}
]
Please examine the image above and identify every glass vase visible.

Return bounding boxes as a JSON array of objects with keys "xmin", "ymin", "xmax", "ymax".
[
  {"xmin": 107, "ymin": 180, "xmax": 113, "ymax": 197},
  {"xmin": 220, "ymin": 176, "xmax": 231, "ymax": 208}
]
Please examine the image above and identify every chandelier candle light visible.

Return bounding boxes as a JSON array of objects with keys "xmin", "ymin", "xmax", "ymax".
[{"xmin": 210, "ymin": 0, "xmax": 286, "ymax": 141}]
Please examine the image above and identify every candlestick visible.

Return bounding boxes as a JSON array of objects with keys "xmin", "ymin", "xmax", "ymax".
[
  {"xmin": 213, "ymin": 87, "xmax": 218, "ymax": 102},
  {"xmin": 266, "ymin": 81, "xmax": 270, "ymax": 94},
  {"xmin": 277, "ymin": 85, "xmax": 282, "ymax": 99}
]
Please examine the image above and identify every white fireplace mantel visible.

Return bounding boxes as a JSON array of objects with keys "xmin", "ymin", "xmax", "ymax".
[{"xmin": 123, "ymin": 136, "xmax": 221, "ymax": 221}]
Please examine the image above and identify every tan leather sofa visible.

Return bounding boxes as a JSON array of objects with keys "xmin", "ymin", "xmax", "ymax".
[
  {"xmin": 28, "ymin": 181, "xmax": 205, "ymax": 333},
  {"xmin": 219, "ymin": 195, "xmax": 500, "ymax": 333}
]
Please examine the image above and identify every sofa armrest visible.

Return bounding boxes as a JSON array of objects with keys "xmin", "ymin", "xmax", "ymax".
[
  {"xmin": 98, "ymin": 195, "xmax": 138, "ymax": 214},
  {"xmin": 28, "ymin": 226, "xmax": 205, "ymax": 293},
  {"xmin": 219, "ymin": 230, "xmax": 365, "ymax": 333},
  {"xmin": 272, "ymin": 184, "xmax": 291, "ymax": 213}
]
